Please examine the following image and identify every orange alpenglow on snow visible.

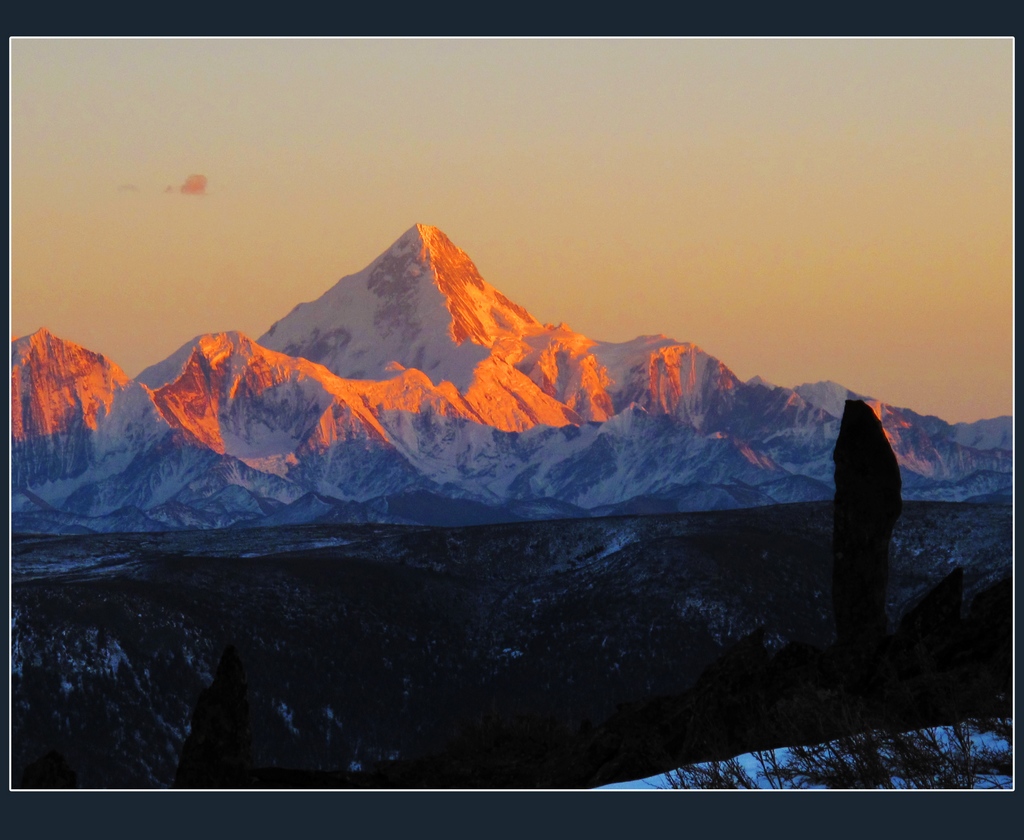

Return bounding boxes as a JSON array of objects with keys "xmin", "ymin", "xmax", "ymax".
[
  {"xmin": 11, "ymin": 328, "xmax": 130, "ymax": 436},
  {"xmin": 147, "ymin": 332, "xmax": 391, "ymax": 458},
  {"xmin": 254, "ymin": 224, "xmax": 747, "ymax": 434},
  {"xmin": 8, "ymin": 225, "xmax": 1013, "ymax": 526}
]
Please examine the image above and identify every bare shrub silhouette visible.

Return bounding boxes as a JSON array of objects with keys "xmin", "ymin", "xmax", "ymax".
[{"xmin": 661, "ymin": 716, "xmax": 1012, "ymax": 790}]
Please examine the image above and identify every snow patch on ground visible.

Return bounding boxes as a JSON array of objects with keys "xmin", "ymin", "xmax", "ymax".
[
  {"xmin": 239, "ymin": 537, "xmax": 353, "ymax": 557},
  {"xmin": 589, "ymin": 527, "xmax": 638, "ymax": 562},
  {"xmin": 276, "ymin": 700, "xmax": 300, "ymax": 736},
  {"xmin": 101, "ymin": 638, "xmax": 130, "ymax": 677},
  {"xmin": 597, "ymin": 725, "xmax": 1013, "ymax": 790}
]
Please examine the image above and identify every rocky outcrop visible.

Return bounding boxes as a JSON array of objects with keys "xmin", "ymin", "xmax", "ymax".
[
  {"xmin": 359, "ymin": 571, "xmax": 1011, "ymax": 789},
  {"xmin": 173, "ymin": 645, "xmax": 252, "ymax": 789},
  {"xmin": 20, "ymin": 750, "xmax": 77, "ymax": 788},
  {"xmin": 896, "ymin": 566, "xmax": 963, "ymax": 643},
  {"xmin": 832, "ymin": 399, "xmax": 902, "ymax": 645}
]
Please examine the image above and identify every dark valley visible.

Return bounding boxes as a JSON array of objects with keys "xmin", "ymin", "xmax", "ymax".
[{"xmin": 12, "ymin": 499, "xmax": 1011, "ymax": 788}]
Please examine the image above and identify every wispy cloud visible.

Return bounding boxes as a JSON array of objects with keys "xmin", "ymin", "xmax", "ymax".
[{"xmin": 167, "ymin": 174, "xmax": 208, "ymax": 196}]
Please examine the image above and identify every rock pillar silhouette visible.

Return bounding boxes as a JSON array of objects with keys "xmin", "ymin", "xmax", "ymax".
[
  {"xmin": 21, "ymin": 750, "xmax": 77, "ymax": 788},
  {"xmin": 173, "ymin": 645, "xmax": 253, "ymax": 788},
  {"xmin": 832, "ymin": 399, "xmax": 902, "ymax": 645}
]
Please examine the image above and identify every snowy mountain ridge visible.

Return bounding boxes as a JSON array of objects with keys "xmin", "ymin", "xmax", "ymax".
[{"xmin": 11, "ymin": 225, "xmax": 1013, "ymax": 533}]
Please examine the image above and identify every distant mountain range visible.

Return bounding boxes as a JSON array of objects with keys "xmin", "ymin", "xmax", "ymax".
[{"xmin": 11, "ymin": 225, "xmax": 1012, "ymax": 533}]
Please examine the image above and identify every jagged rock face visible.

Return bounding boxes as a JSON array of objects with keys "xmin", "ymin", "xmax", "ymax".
[
  {"xmin": 149, "ymin": 332, "xmax": 390, "ymax": 460},
  {"xmin": 832, "ymin": 399, "xmax": 903, "ymax": 645},
  {"xmin": 11, "ymin": 330, "xmax": 172, "ymax": 498},
  {"xmin": 11, "ymin": 329, "xmax": 130, "ymax": 441},
  {"xmin": 173, "ymin": 645, "xmax": 252, "ymax": 789},
  {"xmin": 11, "ymin": 329, "xmax": 129, "ymax": 487}
]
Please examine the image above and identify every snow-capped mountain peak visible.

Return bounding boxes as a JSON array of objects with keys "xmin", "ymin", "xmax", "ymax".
[
  {"xmin": 746, "ymin": 375, "xmax": 779, "ymax": 390},
  {"xmin": 258, "ymin": 224, "xmax": 541, "ymax": 390},
  {"xmin": 148, "ymin": 331, "xmax": 390, "ymax": 457},
  {"xmin": 12, "ymin": 328, "xmax": 130, "ymax": 438},
  {"xmin": 11, "ymin": 225, "xmax": 1013, "ymax": 533},
  {"xmin": 11, "ymin": 328, "xmax": 171, "ymax": 501},
  {"xmin": 407, "ymin": 224, "xmax": 541, "ymax": 345},
  {"xmin": 794, "ymin": 381, "xmax": 870, "ymax": 420}
]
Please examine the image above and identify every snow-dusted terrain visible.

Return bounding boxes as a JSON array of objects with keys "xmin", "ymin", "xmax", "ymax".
[{"xmin": 11, "ymin": 500, "xmax": 1012, "ymax": 787}]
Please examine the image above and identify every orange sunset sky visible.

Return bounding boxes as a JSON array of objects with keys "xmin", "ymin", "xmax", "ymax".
[{"xmin": 9, "ymin": 38, "xmax": 1013, "ymax": 423}]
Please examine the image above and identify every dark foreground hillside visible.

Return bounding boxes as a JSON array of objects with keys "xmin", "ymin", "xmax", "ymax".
[{"xmin": 11, "ymin": 501, "xmax": 1011, "ymax": 788}]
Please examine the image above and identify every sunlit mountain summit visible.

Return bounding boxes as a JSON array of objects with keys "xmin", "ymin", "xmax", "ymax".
[
  {"xmin": 11, "ymin": 225, "xmax": 1013, "ymax": 533},
  {"xmin": 261, "ymin": 225, "xmax": 540, "ymax": 385}
]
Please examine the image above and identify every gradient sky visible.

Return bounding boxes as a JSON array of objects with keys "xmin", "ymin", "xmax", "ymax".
[{"xmin": 10, "ymin": 38, "xmax": 1013, "ymax": 423}]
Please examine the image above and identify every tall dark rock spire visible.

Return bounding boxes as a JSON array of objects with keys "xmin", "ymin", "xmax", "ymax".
[
  {"xmin": 173, "ymin": 645, "xmax": 253, "ymax": 789},
  {"xmin": 832, "ymin": 399, "xmax": 902, "ymax": 645}
]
